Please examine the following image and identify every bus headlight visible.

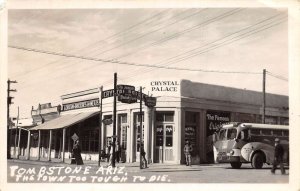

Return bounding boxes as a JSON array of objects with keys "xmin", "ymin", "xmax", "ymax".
[{"xmin": 230, "ymin": 150, "xmax": 234, "ymax": 155}]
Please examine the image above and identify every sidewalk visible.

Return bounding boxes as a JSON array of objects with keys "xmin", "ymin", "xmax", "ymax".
[{"xmin": 8, "ymin": 157, "xmax": 218, "ymax": 171}]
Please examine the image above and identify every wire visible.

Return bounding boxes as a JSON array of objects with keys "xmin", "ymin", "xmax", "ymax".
[
  {"xmin": 10, "ymin": 9, "xmax": 171, "ymax": 79},
  {"xmin": 94, "ymin": 8, "xmax": 239, "ymax": 58},
  {"xmin": 114, "ymin": 8, "xmax": 242, "ymax": 60},
  {"xmin": 266, "ymin": 71, "xmax": 288, "ymax": 82},
  {"xmin": 113, "ymin": 16, "xmax": 287, "ymax": 84},
  {"xmin": 8, "ymin": 45, "xmax": 262, "ymax": 75}
]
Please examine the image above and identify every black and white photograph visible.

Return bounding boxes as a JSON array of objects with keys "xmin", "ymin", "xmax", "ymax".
[{"xmin": 0, "ymin": 1, "xmax": 300, "ymax": 191}]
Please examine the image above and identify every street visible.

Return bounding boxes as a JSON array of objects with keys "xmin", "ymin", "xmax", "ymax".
[{"xmin": 7, "ymin": 159, "xmax": 288, "ymax": 183}]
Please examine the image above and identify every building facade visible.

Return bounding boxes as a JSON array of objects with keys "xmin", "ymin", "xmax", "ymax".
[{"xmin": 16, "ymin": 79, "xmax": 289, "ymax": 164}]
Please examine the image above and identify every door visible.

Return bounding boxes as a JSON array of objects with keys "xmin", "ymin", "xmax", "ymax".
[{"xmin": 155, "ymin": 124, "xmax": 174, "ymax": 163}]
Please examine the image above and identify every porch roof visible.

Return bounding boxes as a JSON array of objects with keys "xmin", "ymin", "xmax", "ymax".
[{"xmin": 30, "ymin": 111, "xmax": 99, "ymax": 130}]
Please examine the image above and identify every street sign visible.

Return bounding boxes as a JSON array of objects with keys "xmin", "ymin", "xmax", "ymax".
[
  {"xmin": 118, "ymin": 94, "xmax": 137, "ymax": 103},
  {"xmin": 145, "ymin": 97, "xmax": 157, "ymax": 107}
]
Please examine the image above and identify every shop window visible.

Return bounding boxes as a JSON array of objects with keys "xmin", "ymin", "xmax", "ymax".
[
  {"xmin": 156, "ymin": 112, "xmax": 174, "ymax": 122},
  {"xmin": 165, "ymin": 125, "xmax": 173, "ymax": 147},
  {"xmin": 156, "ymin": 113, "xmax": 164, "ymax": 122},
  {"xmin": 186, "ymin": 112, "xmax": 197, "ymax": 123},
  {"xmin": 118, "ymin": 114, "xmax": 127, "ymax": 150},
  {"xmin": 121, "ymin": 115, "xmax": 127, "ymax": 123},
  {"xmin": 185, "ymin": 126, "xmax": 196, "ymax": 148},
  {"xmin": 121, "ymin": 125, "xmax": 127, "ymax": 150},
  {"xmin": 81, "ymin": 129, "xmax": 99, "ymax": 153},
  {"xmin": 137, "ymin": 114, "xmax": 144, "ymax": 123},
  {"xmin": 156, "ymin": 125, "xmax": 163, "ymax": 146},
  {"xmin": 165, "ymin": 114, "xmax": 174, "ymax": 122}
]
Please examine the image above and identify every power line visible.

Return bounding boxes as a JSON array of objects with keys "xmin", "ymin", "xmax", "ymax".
[
  {"xmin": 10, "ymin": 9, "xmax": 171, "ymax": 79},
  {"xmin": 158, "ymin": 17, "xmax": 287, "ymax": 66},
  {"xmin": 112, "ymin": 15, "xmax": 287, "ymax": 84},
  {"xmin": 9, "ymin": 11, "xmax": 286, "ymax": 90},
  {"xmin": 114, "ymin": 8, "xmax": 242, "ymax": 60},
  {"xmin": 93, "ymin": 9, "xmax": 209, "ymax": 57},
  {"xmin": 8, "ymin": 45, "xmax": 262, "ymax": 75},
  {"xmin": 10, "ymin": 15, "xmax": 286, "ymax": 89},
  {"xmin": 9, "ymin": 9, "xmax": 238, "ymax": 81},
  {"xmin": 266, "ymin": 71, "xmax": 288, "ymax": 82},
  {"xmin": 95, "ymin": 8, "xmax": 239, "ymax": 58},
  {"xmin": 41, "ymin": 8, "xmax": 242, "ymax": 85}
]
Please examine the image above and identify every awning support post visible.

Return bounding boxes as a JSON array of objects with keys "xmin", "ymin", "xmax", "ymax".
[
  {"xmin": 62, "ymin": 128, "xmax": 66, "ymax": 162},
  {"xmin": 37, "ymin": 130, "xmax": 41, "ymax": 160},
  {"xmin": 48, "ymin": 130, "xmax": 52, "ymax": 161},
  {"xmin": 17, "ymin": 128, "xmax": 21, "ymax": 159},
  {"xmin": 26, "ymin": 130, "xmax": 31, "ymax": 160}
]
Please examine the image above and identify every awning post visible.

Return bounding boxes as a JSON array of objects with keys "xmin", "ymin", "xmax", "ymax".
[
  {"xmin": 17, "ymin": 128, "xmax": 21, "ymax": 159},
  {"xmin": 62, "ymin": 128, "xmax": 66, "ymax": 162},
  {"xmin": 26, "ymin": 130, "xmax": 31, "ymax": 160},
  {"xmin": 37, "ymin": 130, "xmax": 41, "ymax": 160},
  {"xmin": 48, "ymin": 130, "xmax": 52, "ymax": 161}
]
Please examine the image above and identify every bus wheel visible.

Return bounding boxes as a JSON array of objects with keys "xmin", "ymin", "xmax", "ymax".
[
  {"xmin": 251, "ymin": 153, "xmax": 264, "ymax": 169},
  {"xmin": 230, "ymin": 162, "xmax": 242, "ymax": 169}
]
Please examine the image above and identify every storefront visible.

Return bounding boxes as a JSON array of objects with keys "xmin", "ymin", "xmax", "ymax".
[{"xmin": 13, "ymin": 79, "xmax": 288, "ymax": 164}]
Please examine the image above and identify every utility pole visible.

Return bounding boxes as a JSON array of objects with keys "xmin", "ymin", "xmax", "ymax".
[
  {"xmin": 139, "ymin": 86, "xmax": 143, "ymax": 169},
  {"xmin": 7, "ymin": 79, "xmax": 17, "ymax": 159},
  {"xmin": 262, "ymin": 69, "xmax": 266, "ymax": 124},
  {"xmin": 112, "ymin": 73, "xmax": 117, "ymax": 168},
  {"xmin": 98, "ymin": 86, "xmax": 103, "ymax": 167}
]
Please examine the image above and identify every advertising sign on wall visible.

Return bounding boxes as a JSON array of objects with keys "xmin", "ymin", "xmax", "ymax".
[
  {"xmin": 206, "ymin": 110, "xmax": 231, "ymax": 136},
  {"xmin": 206, "ymin": 110, "xmax": 231, "ymax": 163}
]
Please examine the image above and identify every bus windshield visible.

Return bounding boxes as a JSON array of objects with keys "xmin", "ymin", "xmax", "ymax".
[
  {"xmin": 227, "ymin": 128, "xmax": 237, "ymax": 140},
  {"xmin": 218, "ymin": 128, "xmax": 237, "ymax": 140}
]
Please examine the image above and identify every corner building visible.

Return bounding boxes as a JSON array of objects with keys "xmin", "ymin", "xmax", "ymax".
[{"xmin": 29, "ymin": 79, "xmax": 289, "ymax": 164}]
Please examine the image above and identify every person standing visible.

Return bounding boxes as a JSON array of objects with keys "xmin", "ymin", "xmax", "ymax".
[
  {"xmin": 72, "ymin": 140, "xmax": 83, "ymax": 165},
  {"xmin": 271, "ymin": 138, "xmax": 285, "ymax": 174},
  {"xmin": 108, "ymin": 142, "xmax": 114, "ymax": 166},
  {"xmin": 184, "ymin": 140, "xmax": 193, "ymax": 166},
  {"xmin": 141, "ymin": 144, "xmax": 148, "ymax": 168},
  {"xmin": 115, "ymin": 141, "xmax": 120, "ymax": 163}
]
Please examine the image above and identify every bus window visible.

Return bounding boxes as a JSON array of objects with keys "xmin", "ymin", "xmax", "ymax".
[
  {"xmin": 227, "ymin": 129, "xmax": 237, "ymax": 140},
  {"xmin": 261, "ymin": 129, "xmax": 272, "ymax": 135},
  {"xmin": 273, "ymin": 130, "xmax": 282, "ymax": 136},
  {"xmin": 238, "ymin": 130, "xmax": 249, "ymax": 140},
  {"xmin": 219, "ymin": 129, "xmax": 226, "ymax": 141},
  {"xmin": 250, "ymin": 129, "xmax": 260, "ymax": 135}
]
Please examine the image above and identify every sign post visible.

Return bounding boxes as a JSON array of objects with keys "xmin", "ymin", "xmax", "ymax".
[
  {"xmin": 98, "ymin": 73, "xmax": 157, "ymax": 168},
  {"xmin": 98, "ymin": 86, "xmax": 103, "ymax": 167},
  {"xmin": 139, "ymin": 86, "xmax": 143, "ymax": 169},
  {"xmin": 112, "ymin": 73, "xmax": 117, "ymax": 168}
]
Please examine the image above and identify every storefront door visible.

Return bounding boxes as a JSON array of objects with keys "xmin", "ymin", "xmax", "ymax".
[{"xmin": 155, "ymin": 124, "xmax": 174, "ymax": 163}]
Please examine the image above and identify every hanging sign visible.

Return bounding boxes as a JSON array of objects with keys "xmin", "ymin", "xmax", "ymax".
[{"xmin": 145, "ymin": 97, "xmax": 157, "ymax": 107}]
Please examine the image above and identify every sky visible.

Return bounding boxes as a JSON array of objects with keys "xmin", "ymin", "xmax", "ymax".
[{"xmin": 7, "ymin": 8, "xmax": 288, "ymax": 117}]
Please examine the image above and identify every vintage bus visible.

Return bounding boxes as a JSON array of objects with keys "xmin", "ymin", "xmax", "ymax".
[{"xmin": 213, "ymin": 123, "xmax": 289, "ymax": 169}]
